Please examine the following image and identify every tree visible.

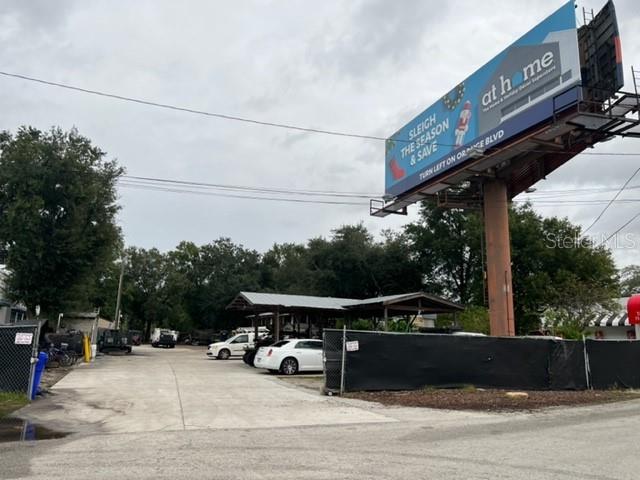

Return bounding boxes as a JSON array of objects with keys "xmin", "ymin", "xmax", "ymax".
[
  {"xmin": 511, "ymin": 206, "xmax": 619, "ymax": 334},
  {"xmin": 404, "ymin": 201, "xmax": 483, "ymax": 304},
  {"xmin": 405, "ymin": 201, "xmax": 619, "ymax": 334},
  {"xmin": 620, "ymin": 265, "xmax": 640, "ymax": 296},
  {"xmin": 121, "ymin": 248, "xmax": 171, "ymax": 339},
  {"xmin": 261, "ymin": 243, "xmax": 317, "ymax": 295},
  {"xmin": 368, "ymin": 230, "xmax": 422, "ymax": 295},
  {"xmin": 0, "ymin": 127, "xmax": 123, "ymax": 316}
]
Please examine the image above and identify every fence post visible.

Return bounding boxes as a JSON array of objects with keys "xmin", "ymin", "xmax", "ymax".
[
  {"xmin": 582, "ymin": 335, "xmax": 592, "ymax": 390},
  {"xmin": 340, "ymin": 326, "xmax": 346, "ymax": 395},
  {"xmin": 26, "ymin": 323, "xmax": 41, "ymax": 400}
]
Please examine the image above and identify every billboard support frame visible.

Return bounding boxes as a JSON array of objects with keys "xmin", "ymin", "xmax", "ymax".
[
  {"xmin": 483, "ymin": 179, "xmax": 516, "ymax": 336},
  {"xmin": 373, "ymin": 1, "xmax": 637, "ymax": 337}
]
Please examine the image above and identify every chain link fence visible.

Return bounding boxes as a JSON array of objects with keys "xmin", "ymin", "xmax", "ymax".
[{"xmin": 0, "ymin": 324, "xmax": 40, "ymax": 395}]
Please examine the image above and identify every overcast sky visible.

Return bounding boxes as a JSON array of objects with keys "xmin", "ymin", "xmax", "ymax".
[{"xmin": 0, "ymin": 0, "xmax": 639, "ymax": 267}]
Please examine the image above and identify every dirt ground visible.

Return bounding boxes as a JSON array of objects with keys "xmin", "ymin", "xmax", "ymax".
[
  {"xmin": 39, "ymin": 366, "xmax": 74, "ymax": 392},
  {"xmin": 347, "ymin": 388, "xmax": 640, "ymax": 412}
]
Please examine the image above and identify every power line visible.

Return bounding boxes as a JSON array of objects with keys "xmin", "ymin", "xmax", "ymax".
[
  {"xmin": 0, "ymin": 71, "xmax": 392, "ymax": 142},
  {"xmin": 119, "ymin": 173, "xmax": 640, "ymax": 206},
  {"xmin": 514, "ymin": 199, "xmax": 640, "ymax": 205},
  {"xmin": 597, "ymin": 210, "xmax": 640, "ymax": 247},
  {"xmin": 581, "ymin": 165, "xmax": 640, "ymax": 235},
  {"xmin": 118, "ymin": 181, "xmax": 369, "ymax": 206},
  {"xmin": 519, "ymin": 185, "xmax": 640, "ymax": 197},
  {"xmin": 120, "ymin": 175, "xmax": 381, "ymax": 198},
  {"xmin": 3, "ymin": 70, "xmax": 640, "ymax": 157}
]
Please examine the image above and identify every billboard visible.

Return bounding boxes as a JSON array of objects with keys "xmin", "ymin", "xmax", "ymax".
[{"xmin": 385, "ymin": 1, "xmax": 582, "ymax": 197}]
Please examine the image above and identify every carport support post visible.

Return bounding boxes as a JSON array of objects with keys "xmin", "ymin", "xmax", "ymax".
[
  {"xmin": 340, "ymin": 325, "xmax": 346, "ymax": 395},
  {"xmin": 274, "ymin": 308, "xmax": 280, "ymax": 341},
  {"xmin": 383, "ymin": 307, "xmax": 388, "ymax": 331},
  {"xmin": 254, "ymin": 314, "xmax": 259, "ymax": 342},
  {"xmin": 483, "ymin": 179, "xmax": 515, "ymax": 336}
]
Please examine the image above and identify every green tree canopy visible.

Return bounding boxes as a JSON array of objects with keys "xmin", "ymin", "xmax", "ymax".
[
  {"xmin": 0, "ymin": 127, "xmax": 123, "ymax": 316},
  {"xmin": 405, "ymin": 201, "xmax": 619, "ymax": 334}
]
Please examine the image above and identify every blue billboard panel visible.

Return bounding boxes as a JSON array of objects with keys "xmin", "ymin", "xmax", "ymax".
[{"xmin": 385, "ymin": 1, "xmax": 581, "ymax": 197}]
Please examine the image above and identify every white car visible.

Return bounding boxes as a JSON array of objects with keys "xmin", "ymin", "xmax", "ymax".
[
  {"xmin": 207, "ymin": 333, "xmax": 256, "ymax": 360},
  {"xmin": 254, "ymin": 339, "xmax": 323, "ymax": 375}
]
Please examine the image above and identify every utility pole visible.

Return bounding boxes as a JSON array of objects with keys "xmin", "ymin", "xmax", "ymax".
[{"xmin": 114, "ymin": 256, "xmax": 125, "ymax": 330}]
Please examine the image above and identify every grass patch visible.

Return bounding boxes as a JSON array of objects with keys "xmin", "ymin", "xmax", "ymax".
[{"xmin": 0, "ymin": 392, "xmax": 28, "ymax": 419}]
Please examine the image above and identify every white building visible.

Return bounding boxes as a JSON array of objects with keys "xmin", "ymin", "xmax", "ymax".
[
  {"xmin": 587, "ymin": 297, "xmax": 635, "ymax": 340},
  {"xmin": 0, "ymin": 266, "xmax": 27, "ymax": 325}
]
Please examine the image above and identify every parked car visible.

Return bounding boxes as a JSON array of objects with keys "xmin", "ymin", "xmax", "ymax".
[
  {"xmin": 243, "ymin": 336, "xmax": 275, "ymax": 366},
  {"xmin": 253, "ymin": 339, "xmax": 323, "ymax": 375},
  {"xmin": 207, "ymin": 333, "xmax": 257, "ymax": 360}
]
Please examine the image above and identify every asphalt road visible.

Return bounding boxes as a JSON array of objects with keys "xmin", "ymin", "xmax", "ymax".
[{"xmin": 2, "ymin": 345, "xmax": 640, "ymax": 479}]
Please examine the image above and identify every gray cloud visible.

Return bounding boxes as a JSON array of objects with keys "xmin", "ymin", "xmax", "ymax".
[
  {"xmin": 0, "ymin": 0, "xmax": 638, "ymax": 270},
  {"xmin": 308, "ymin": 0, "xmax": 448, "ymax": 78}
]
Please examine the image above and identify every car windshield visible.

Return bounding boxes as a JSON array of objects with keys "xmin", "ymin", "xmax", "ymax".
[{"xmin": 271, "ymin": 341, "xmax": 290, "ymax": 347}]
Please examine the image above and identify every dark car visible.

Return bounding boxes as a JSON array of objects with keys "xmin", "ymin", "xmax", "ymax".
[{"xmin": 243, "ymin": 336, "xmax": 275, "ymax": 367}]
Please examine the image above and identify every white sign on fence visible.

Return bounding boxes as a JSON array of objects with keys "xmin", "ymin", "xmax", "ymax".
[
  {"xmin": 345, "ymin": 340, "xmax": 359, "ymax": 352},
  {"xmin": 14, "ymin": 332, "xmax": 33, "ymax": 345}
]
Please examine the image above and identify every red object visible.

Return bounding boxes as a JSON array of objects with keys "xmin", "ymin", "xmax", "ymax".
[
  {"xmin": 628, "ymin": 295, "xmax": 640, "ymax": 325},
  {"xmin": 614, "ymin": 36, "xmax": 622, "ymax": 63},
  {"xmin": 267, "ymin": 349, "xmax": 273, "ymax": 356},
  {"xmin": 456, "ymin": 101, "xmax": 472, "ymax": 130},
  {"xmin": 389, "ymin": 158, "xmax": 405, "ymax": 180}
]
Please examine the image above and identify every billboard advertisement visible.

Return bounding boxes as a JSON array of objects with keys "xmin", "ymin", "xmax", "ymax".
[{"xmin": 385, "ymin": 1, "xmax": 582, "ymax": 197}]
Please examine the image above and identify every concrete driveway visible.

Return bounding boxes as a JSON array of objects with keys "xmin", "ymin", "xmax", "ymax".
[
  {"xmin": 15, "ymin": 345, "xmax": 405, "ymax": 434},
  {"xmin": 5, "ymin": 345, "xmax": 640, "ymax": 479}
]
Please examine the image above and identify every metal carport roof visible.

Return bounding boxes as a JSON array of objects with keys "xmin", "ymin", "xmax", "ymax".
[{"xmin": 228, "ymin": 291, "xmax": 463, "ymax": 315}]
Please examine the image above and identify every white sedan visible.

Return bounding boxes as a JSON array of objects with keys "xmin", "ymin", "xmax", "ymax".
[{"xmin": 254, "ymin": 339, "xmax": 323, "ymax": 375}]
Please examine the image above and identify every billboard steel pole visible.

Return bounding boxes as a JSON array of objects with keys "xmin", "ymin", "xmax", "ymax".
[{"xmin": 483, "ymin": 179, "xmax": 515, "ymax": 336}]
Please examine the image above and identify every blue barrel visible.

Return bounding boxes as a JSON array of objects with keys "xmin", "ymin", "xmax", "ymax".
[{"xmin": 31, "ymin": 352, "xmax": 48, "ymax": 400}]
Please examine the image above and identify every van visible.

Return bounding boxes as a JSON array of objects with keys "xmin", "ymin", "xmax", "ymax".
[
  {"xmin": 151, "ymin": 328, "xmax": 177, "ymax": 348},
  {"xmin": 207, "ymin": 332, "xmax": 256, "ymax": 360}
]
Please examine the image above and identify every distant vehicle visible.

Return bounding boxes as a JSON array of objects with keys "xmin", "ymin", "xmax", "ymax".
[
  {"xmin": 183, "ymin": 329, "xmax": 216, "ymax": 346},
  {"xmin": 254, "ymin": 339, "xmax": 323, "ymax": 375},
  {"xmin": 98, "ymin": 329, "xmax": 132, "ymax": 354},
  {"xmin": 129, "ymin": 330, "xmax": 143, "ymax": 346},
  {"xmin": 207, "ymin": 333, "xmax": 257, "ymax": 360},
  {"xmin": 151, "ymin": 328, "xmax": 177, "ymax": 348},
  {"xmin": 233, "ymin": 326, "xmax": 270, "ymax": 337},
  {"xmin": 451, "ymin": 331, "xmax": 487, "ymax": 337}
]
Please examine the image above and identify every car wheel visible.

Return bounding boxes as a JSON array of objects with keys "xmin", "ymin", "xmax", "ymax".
[
  {"xmin": 218, "ymin": 349, "xmax": 230, "ymax": 360},
  {"xmin": 280, "ymin": 357, "xmax": 298, "ymax": 375}
]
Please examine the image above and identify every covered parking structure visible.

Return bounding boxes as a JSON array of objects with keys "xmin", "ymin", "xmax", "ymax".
[{"xmin": 227, "ymin": 291, "xmax": 463, "ymax": 340}]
